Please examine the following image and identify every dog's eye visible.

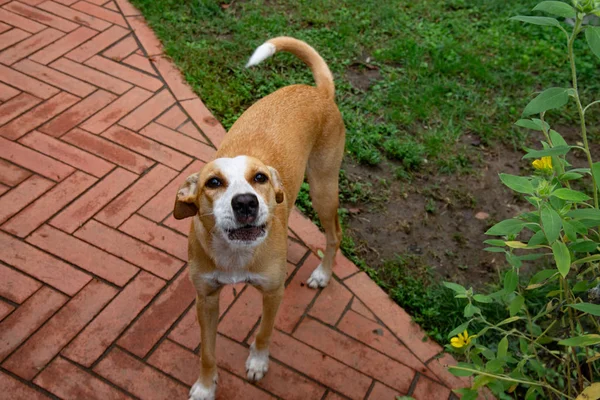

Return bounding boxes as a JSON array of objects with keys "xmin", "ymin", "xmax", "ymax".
[
  {"xmin": 205, "ymin": 177, "xmax": 223, "ymax": 188},
  {"xmin": 254, "ymin": 173, "xmax": 268, "ymax": 183}
]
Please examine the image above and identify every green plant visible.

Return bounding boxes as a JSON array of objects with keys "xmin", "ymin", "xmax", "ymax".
[{"xmin": 444, "ymin": 2, "xmax": 600, "ymax": 399}]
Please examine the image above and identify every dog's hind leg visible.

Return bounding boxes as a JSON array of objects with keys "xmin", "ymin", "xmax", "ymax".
[
  {"xmin": 305, "ymin": 128, "xmax": 344, "ymax": 289},
  {"xmin": 189, "ymin": 289, "xmax": 220, "ymax": 400}
]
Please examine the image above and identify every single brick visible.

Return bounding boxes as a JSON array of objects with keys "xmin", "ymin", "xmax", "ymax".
[
  {"xmin": 275, "ymin": 253, "xmax": 320, "ymax": 332},
  {"xmin": 2, "ymin": 171, "xmax": 96, "ymax": 237},
  {"xmin": 50, "ymin": 167, "xmax": 137, "ymax": 233},
  {"xmin": 118, "ymin": 271, "xmax": 195, "ymax": 357},
  {"xmin": 0, "ymin": 9, "xmax": 45, "ymax": 34},
  {"xmin": 0, "ymin": 286, "xmax": 67, "ymax": 361},
  {"xmin": 14, "ymin": 59, "xmax": 95, "ymax": 97},
  {"xmin": 39, "ymin": 90, "xmax": 116, "ymax": 137},
  {"xmin": 19, "ymin": 130, "xmax": 114, "ymax": 177},
  {"xmin": 119, "ymin": 214, "xmax": 188, "ymax": 260},
  {"xmin": 123, "ymin": 53, "xmax": 155, "ymax": 75},
  {"xmin": 162, "ymin": 213, "xmax": 191, "ymax": 236},
  {"xmin": 36, "ymin": 1, "xmax": 111, "ymax": 31},
  {"xmin": 126, "ymin": 15, "xmax": 162, "ymax": 56},
  {"xmin": 3, "ymin": 2, "xmax": 78, "ymax": 32},
  {"xmin": 81, "ymin": 87, "xmax": 152, "ymax": 134},
  {"xmin": 65, "ymin": 25, "xmax": 128, "ymax": 62},
  {"xmin": 294, "ymin": 318, "xmax": 415, "ymax": 393},
  {"xmin": 0, "ymin": 263, "xmax": 41, "ymax": 303},
  {"xmin": 0, "ymin": 92, "xmax": 80, "ymax": 140},
  {"xmin": 0, "ymin": 81, "xmax": 20, "ymax": 101},
  {"xmin": 34, "ymin": 357, "xmax": 130, "ymax": 400},
  {"xmin": 0, "ymin": 136, "xmax": 74, "ymax": 181},
  {"xmin": 0, "ymin": 64, "xmax": 58, "ymax": 99},
  {"xmin": 139, "ymin": 123, "xmax": 216, "ymax": 161},
  {"xmin": 0, "ymin": 159, "xmax": 31, "ymax": 187},
  {"xmin": 411, "ymin": 376, "xmax": 451, "ymax": 400},
  {"xmin": 367, "ymin": 382, "xmax": 402, "ymax": 399},
  {"xmin": 137, "ymin": 159, "xmax": 205, "ymax": 222},
  {"xmin": 95, "ymin": 163, "xmax": 177, "ymax": 227},
  {"xmin": 0, "ymin": 300, "xmax": 13, "ymax": 321},
  {"xmin": 0, "ymin": 28, "xmax": 65, "ymax": 65},
  {"xmin": 62, "ymin": 271, "xmax": 164, "ymax": 367},
  {"xmin": 114, "ymin": 0, "xmax": 139, "ymax": 16},
  {"xmin": 0, "ymin": 371, "xmax": 51, "ymax": 400},
  {"xmin": 167, "ymin": 305, "xmax": 199, "ymax": 350},
  {"xmin": 29, "ymin": 26, "xmax": 97, "ymax": 65},
  {"xmin": 119, "ymin": 89, "xmax": 175, "ymax": 131},
  {"xmin": 94, "ymin": 348, "xmax": 188, "ymax": 400},
  {"xmin": 0, "ymin": 92, "xmax": 43, "ymax": 126},
  {"xmin": 75, "ymin": 220, "xmax": 183, "ymax": 279},
  {"xmin": 103, "ymin": 35, "xmax": 137, "ymax": 61},
  {"xmin": 287, "ymin": 239, "xmax": 308, "ymax": 265},
  {"xmin": 178, "ymin": 120, "xmax": 206, "ymax": 141},
  {"xmin": 85, "ymin": 55, "xmax": 162, "ymax": 91},
  {"xmin": 157, "ymin": 105, "xmax": 187, "ymax": 130},
  {"xmin": 350, "ymin": 298, "xmax": 377, "ymax": 322},
  {"xmin": 308, "ymin": 278, "xmax": 352, "ymax": 325},
  {"xmin": 71, "ymin": 1, "xmax": 127, "ymax": 27},
  {"xmin": 101, "ymin": 125, "xmax": 191, "ymax": 170},
  {"xmin": 3, "ymin": 280, "xmax": 117, "ymax": 380},
  {"xmin": 28, "ymin": 225, "xmax": 138, "ymax": 286},
  {"xmin": 62, "ymin": 128, "xmax": 154, "ymax": 174},
  {"xmin": 50, "ymin": 57, "xmax": 132, "ymax": 94},
  {"xmin": 0, "ymin": 28, "xmax": 30, "ymax": 52}
]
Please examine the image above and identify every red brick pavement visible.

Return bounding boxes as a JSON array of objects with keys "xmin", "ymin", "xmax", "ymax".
[{"xmin": 0, "ymin": 1, "xmax": 482, "ymax": 399}]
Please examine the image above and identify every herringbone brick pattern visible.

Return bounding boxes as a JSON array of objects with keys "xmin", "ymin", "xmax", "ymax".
[{"xmin": 0, "ymin": 1, "xmax": 476, "ymax": 399}]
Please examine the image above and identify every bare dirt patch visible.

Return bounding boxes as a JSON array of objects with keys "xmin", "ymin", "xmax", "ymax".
[{"xmin": 341, "ymin": 140, "xmax": 533, "ymax": 289}]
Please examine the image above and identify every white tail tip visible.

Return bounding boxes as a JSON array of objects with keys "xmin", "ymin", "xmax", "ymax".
[{"xmin": 245, "ymin": 42, "xmax": 276, "ymax": 68}]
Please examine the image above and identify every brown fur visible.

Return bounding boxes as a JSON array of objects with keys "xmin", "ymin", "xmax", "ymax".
[{"xmin": 174, "ymin": 37, "xmax": 345, "ymax": 397}]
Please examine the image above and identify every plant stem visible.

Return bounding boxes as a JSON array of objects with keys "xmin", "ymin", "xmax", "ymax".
[
  {"xmin": 448, "ymin": 366, "xmax": 575, "ymax": 400},
  {"xmin": 568, "ymin": 14, "xmax": 598, "ymax": 208}
]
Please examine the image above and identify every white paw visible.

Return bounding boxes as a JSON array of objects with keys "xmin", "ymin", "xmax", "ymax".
[
  {"xmin": 189, "ymin": 377, "xmax": 217, "ymax": 400},
  {"xmin": 307, "ymin": 263, "xmax": 331, "ymax": 288},
  {"xmin": 245, "ymin": 342, "xmax": 269, "ymax": 382}
]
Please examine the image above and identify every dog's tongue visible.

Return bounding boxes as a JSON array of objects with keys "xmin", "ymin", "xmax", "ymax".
[{"xmin": 228, "ymin": 226, "xmax": 264, "ymax": 241}]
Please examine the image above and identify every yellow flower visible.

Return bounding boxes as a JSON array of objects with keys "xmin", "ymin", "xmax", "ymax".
[
  {"xmin": 532, "ymin": 156, "xmax": 552, "ymax": 172},
  {"xmin": 450, "ymin": 330, "xmax": 476, "ymax": 348}
]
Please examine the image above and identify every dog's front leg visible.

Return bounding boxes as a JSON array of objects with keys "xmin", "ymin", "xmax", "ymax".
[
  {"xmin": 246, "ymin": 284, "xmax": 284, "ymax": 382},
  {"xmin": 190, "ymin": 290, "xmax": 220, "ymax": 400}
]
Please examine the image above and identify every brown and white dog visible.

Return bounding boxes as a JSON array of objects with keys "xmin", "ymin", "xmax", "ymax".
[{"xmin": 173, "ymin": 37, "xmax": 345, "ymax": 400}]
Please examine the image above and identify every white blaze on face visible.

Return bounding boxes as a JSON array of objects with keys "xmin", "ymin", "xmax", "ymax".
[{"xmin": 212, "ymin": 156, "xmax": 269, "ymax": 232}]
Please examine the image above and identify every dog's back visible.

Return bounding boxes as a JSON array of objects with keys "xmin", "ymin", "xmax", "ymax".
[{"xmin": 216, "ymin": 37, "xmax": 344, "ymax": 207}]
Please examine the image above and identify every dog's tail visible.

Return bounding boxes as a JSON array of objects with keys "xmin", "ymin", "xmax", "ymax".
[{"xmin": 246, "ymin": 37, "xmax": 335, "ymax": 100}]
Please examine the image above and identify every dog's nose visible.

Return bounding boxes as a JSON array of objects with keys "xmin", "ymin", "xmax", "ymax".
[{"xmin": 231, "ymin": 193, "xmax": 259, "ymax": 224}]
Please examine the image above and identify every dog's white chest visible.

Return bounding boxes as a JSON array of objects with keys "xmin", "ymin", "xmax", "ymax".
[{"xmin": 201, "ymin": 270, "xmax": 267, "ymax": 287}]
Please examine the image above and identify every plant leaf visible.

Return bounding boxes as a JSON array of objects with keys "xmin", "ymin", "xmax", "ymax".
[
  {"xmin": 510, "ymin": 15, "xmax": 562, "ymax": 28},
  {"xmin": 474, "ymin": 294, "xmax": 493, "ymax": 303},
  {"xmin": 549, "ymin": 129, "xmax": 568, "ymax": 147},
  {"xmin": 510, "ymin": 295, "xmax": 525, "ymax": 317},
  {"xmin": 541, "ymin": 206, "xmax": 562, "ymax": 243},
  {"xmin": 568, "ymin": 302, "xmax": 600, "ymax": 316},
  {"xmin": 562, "ymin": 220, "xmax": 578, "ymax": 242},
  {"xmin": 504, "ymin": 269, "xmax": 518, "ymax": 293},
  {"xmin": 551, "ymin": 188, "xmax": 591, "ymax": 201},
  {"xmin": 586, "ymin": 26, "xmax": 600, "ymax": 61},
  {"xmin": 499, "ymin": 174, "xmax": 534, "ymax": 194},
  {"xmin": 575, "ymin": 383, "xmax": 600, "ymax": 400},
  {"xmin": 443, "ymin": 282, "xmax": 466, "ymax": 294},
  {"xmin": 593, "ymin": 162, "xmax": 600, "ymax": 192},
  {"xmin": 559, "ymin": 334, "xmax": 600, "ymax": 347},
  {"xmin": 522, "ymin": 87, "xmax": 570, "ymax": 117},
  {"xmin": 496, "ymin": 316, "xmax": 522, "ymax": 327},
  {"xmin": 448, "ymin": 321, "xmax": 470, "ymax": 339},
  {"xmin": 528, "ymin": 229, "xmax": 547, "ymax": 246},
  {"xmin": 570, "ymin": 240, "xmax": 598, "ymax": 252},
  {"xmin": 532, "ymin": 1, "xmax": 576, "ymax": 18},
  {"xmin": 497, "ymin": 336, "xmax": 508, "ymax": 359},
  {"xmin": 522, "ymin": 145, "xmax": 571, "ymax": 159},
  {"xmin": 567, "ymin": 208, "xmax": 600, "ymax": 221},
  {"xmin": 464, "ymin": 303, "xmax": 480, "ymax": 318},
  {"xmin": 485, "ymin": 219, "xmax": 527, "ymax": 236},
  {"xmin": 552, "ymin": 241, "xmax": 571, "ymax": 277},
  {"xmin": 514, "ymin": 119, "xmax": 549, "ymax": 131},
  {"xmin": 559, "ymin": 172, "xmax": 583, "ymax": 181}
]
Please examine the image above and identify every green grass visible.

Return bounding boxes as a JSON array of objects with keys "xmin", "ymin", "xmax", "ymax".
[{"xmin": 131, "ymin": 0, "xmax": 598, "ymax": 172}]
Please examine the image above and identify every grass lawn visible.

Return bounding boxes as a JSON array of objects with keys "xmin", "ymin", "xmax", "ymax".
[{"xmin": 129, "ymin": 0, "xmax": 600, "ymax": 341}]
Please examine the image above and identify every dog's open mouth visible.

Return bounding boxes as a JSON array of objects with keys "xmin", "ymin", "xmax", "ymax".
[{"xmin": 227, "ymin": 225, "xmax": 266, "ymax": 241}]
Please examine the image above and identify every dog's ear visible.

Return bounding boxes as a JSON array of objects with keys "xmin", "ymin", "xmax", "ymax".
[
  {"xmin": 174, "ymin": 173, "xmax": 200, "ymax": 219},
  {"xmin": 267, "ymin": 166, "xmax": 284, "ymax": 204}
]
